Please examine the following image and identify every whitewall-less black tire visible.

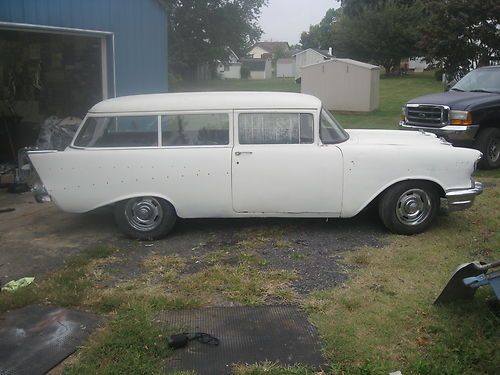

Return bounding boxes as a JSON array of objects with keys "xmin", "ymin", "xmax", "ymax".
[
  {"xmin": 113, "ymin": 196, "xmax": 177, "ymax": 240},
  {"xmin": 378, "ymin": 181, "xmax": 439, "ymax": 235}
]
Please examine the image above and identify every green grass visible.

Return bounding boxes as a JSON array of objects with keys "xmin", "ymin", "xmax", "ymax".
[
  {"xmin": 335, "ymin": 72, "xmax": 443, "ymax": 129},
  {"xmin": 304, "ymin": 180, "xmax": 500, "ymax": 375}
]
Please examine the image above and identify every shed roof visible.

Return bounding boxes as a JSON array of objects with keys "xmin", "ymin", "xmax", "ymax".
[
  {"xmin": 240, "ymin": 58, "xmax": 267, "ymax": 71},
  {"xmin": 303, "ymin": 58, "xmax": 379, "ymax": 71},
  {"xmin": 89, "ymin": 92, "xmax": 322, "ymax": 113}
]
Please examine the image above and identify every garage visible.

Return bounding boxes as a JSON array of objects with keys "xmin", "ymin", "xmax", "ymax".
[{"xmin": 0, "ymin": 0, "xmax": 168, "ymax": 166}]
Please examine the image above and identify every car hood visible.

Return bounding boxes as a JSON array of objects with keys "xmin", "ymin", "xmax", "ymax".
[
  {"xmin": 407, "ymin": 91, "xmax": 500, "ymax": 111},
  {"xmin": 345, "ymin": 129, "xmax": 450, "ymax": 147}
]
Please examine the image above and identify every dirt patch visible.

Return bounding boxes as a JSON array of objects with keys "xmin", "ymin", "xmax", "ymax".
[{"xmin": 0, "ymin": 190, "xmax": 385, "ymax": 294}]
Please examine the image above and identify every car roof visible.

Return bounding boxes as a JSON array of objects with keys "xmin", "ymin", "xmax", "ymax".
[{"xmin": 89, "ymin": 92, "xmax": 322, "ymax": 113}]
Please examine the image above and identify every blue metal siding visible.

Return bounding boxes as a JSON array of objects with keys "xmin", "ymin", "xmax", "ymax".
[{"xmin": 0, "ymin": 0, "xmax": 168, "ymax": 96}]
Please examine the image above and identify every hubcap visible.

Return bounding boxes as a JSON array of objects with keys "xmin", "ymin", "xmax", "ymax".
[
  {"xmin": 487, "ymin": 136, "xmax": 500, "ymax": 163},
  {"xmin": 125, "ymin": 197, "xmax": 163, "ymax": 232},
  {"xmin": 396, "ymin": 188, "xmax": 431, "ymax": 226}
]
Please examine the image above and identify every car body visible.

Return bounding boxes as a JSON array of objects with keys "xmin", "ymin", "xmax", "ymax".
[
  {"xmin": 28, "ymin": 92, "xmax": 483, "ymax": 239},
  {"xmin": 400, "ymin": 66, "xmax": 500, "ymax": 169}
]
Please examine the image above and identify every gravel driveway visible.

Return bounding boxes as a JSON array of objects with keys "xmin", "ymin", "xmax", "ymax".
[{"xmin": 0, "ymin": 190, "xmax": 386, "ymax": 293}]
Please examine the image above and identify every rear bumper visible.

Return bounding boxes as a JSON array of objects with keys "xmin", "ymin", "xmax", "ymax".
[
  {"xmin": 33, "ymin": 183, "xmax": 52, "ymax": 203},
  {"xmin": 399, "ymin": 122, "xmax": 479, "ymax": 144},
  {"xmin": 441, "ymin": 181, "xmax": 483, "ymax": 213}
]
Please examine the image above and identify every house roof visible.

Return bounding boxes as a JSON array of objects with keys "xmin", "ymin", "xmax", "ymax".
[
  {"xmin": 252, "ymin": 41, "xmax": 290, "ymax": 54},
  {"xmin": 293, "ymin": 48, "xmax": 332, "ymax": 58},
  {"xmin": 89, "ymin": 92, "xmax": 322, "ymax": 113},
  {"xmin": 240, "ymin": 58, "xmax": 267, "ymax": 71}
]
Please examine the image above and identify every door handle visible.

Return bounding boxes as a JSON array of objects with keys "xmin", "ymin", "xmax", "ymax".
[{"xmin": 235, "ymin": 151, "xmax": 253, "ymax": 156}]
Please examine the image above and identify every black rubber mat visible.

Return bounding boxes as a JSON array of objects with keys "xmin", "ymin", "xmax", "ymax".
[
  {"xmin": 0, "ymin": 304, "xmax": 101, "ymax": 375},
  {"xmin": 160, "ymin": 306, "xmax": 326, "ymax": 374}
]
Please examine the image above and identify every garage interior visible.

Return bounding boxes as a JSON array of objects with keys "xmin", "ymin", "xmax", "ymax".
[{"xmin": 0, "ymin": 28, "xmax": 106, "ymax": 165}]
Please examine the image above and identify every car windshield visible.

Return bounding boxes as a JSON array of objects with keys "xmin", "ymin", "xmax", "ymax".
[
  {"xmin": 452, "ymin": 68, "xmax": 500, "ymax": 93},
  {"xmin": 319, "ymin": 109, "xmax": 349, "ymax": 144}
]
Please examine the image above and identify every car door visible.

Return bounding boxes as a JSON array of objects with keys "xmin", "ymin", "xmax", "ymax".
[{"xmin": 232, "ymin": 110, "xmax": 343, "ymax": 214}]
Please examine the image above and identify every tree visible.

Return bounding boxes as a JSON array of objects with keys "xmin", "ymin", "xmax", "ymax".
[
  {"xmin": 300, "ymin": 8, "xmax": 340, "ymax": 50},
  {"xmin": 165, "ymin": 0, "xmax": 267, "ymax": 79},
  {"xmin": 419, "ymin": 0, "xmax": 500, "ymax": 80},
  {"xmin": 332, "ymin": 1, "xmax": 424, "ymax": 73}
]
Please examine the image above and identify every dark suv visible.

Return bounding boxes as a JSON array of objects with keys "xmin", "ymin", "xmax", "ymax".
[{"xmin": 400, "ymin": 66, "xmax": 500, "ymax": 169}]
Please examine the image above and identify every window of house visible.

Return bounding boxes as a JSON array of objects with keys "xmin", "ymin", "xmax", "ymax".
[
  {"xmin": 73, "ymin": 115, "xmax": 159, "ymax": 147},
  {"xmin": 238, "ymin": 113, "xmax": 314, "ymax": 144},
  {"xmin": 161, "ymin": 113, "xmax": 230, "ymax": 146}
]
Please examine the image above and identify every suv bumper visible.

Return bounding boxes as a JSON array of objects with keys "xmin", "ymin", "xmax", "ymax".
[
  {"xmin": 399, "ymin": 122, "xmax": 479, "ymax": 144},
  {"xmin": 441, "ymin": 181, "xmax": 483, "ymax": 213}
]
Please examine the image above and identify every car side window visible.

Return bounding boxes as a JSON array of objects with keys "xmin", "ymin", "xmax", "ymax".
[
  {"xmin": 238, "ymin": 113, "xmax": 314, "ymax": 144},
  {"xmin": 73, "ymin": 116, "xmax": 159, "ymax": 147},
  {"xmin": 161, "ymin": 113, "xmax": 229, "ymax": 146}
]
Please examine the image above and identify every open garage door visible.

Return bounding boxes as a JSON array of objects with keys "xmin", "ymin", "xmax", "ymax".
[{"xmin": 0, "ymin": 27, "xmax": 111, "ymax": 163}]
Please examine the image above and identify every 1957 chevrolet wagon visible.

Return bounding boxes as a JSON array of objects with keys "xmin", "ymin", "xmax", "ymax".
[{"xmin": 28, "ymin": 92, "xmax": 483, "ymax": 239}]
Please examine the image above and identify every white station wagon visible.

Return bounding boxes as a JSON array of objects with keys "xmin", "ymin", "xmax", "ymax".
[{"xmin": 28, "ymin": 92, "xmax": 483, "ymax": 239}]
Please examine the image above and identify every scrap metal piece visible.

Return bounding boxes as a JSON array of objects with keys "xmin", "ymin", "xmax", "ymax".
[{"xmin": 434, "ymin": 260, "xmax": 500, "ymax": 304}]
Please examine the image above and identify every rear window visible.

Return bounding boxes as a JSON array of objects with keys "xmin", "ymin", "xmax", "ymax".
[
  {"xmin": 74, "ymin": 116, "xmax": 159, "ymax": 147},
  {"xmin": 161, "ymin": 113, "xmax": 229, "ymax": 146}
]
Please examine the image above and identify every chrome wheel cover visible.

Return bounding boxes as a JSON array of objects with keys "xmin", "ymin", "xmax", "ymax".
[
  {"xmin": 395, "ymin": 188, "xmax": 431, "ymax": 226},
  {"xmin": 487, "ymin": 136, "xmax": 500, "ymax": 163},
  {"xmin": 125, "ymin": 197, "xmax": 163, "ymax": 232}
]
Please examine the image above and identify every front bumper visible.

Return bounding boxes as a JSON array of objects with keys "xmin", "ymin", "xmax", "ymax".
[
  {"xmin": 399, "ymin": 122, "xmax": 479, "ymax": 144},
  {"xmin": 441, "ymin": 181, "xmax": 483, "ymax": 213}
]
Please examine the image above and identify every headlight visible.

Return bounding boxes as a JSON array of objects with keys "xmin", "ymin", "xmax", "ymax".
[
  {"xmin": 400, "ymin": 106, "xmax": 406, "ymax": 121},
  {"xmin": 450, "ymin": 110, "xmax": 472, "ymax": 125}
]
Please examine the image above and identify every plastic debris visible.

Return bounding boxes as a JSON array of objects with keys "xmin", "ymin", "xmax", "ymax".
[
  {"xmin": 36, "ymin": 116, "xmax": 81, "ymax": 151},
  {"xmin": 1, "ymin": 277, "xmax": 35, "ymax": 292}
]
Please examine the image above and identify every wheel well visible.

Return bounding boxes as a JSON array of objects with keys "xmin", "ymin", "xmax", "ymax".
[{"xmin": 377, "ymin": 179, "xmax": 446, "ymax": 202}]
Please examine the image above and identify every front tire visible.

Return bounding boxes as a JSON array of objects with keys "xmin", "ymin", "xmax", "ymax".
[
  {"xmin": 378, "ymin": 181, "xmax": 439, "ymax": 235},
  {"xmin": 114, "ymin": 196, "xmax": 177, "ymax": 240},
  {"xmin": 474, "ymin": 127, "xmax": 500, "ymax": 170}
]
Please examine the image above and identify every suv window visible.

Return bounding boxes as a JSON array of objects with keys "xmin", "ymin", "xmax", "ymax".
[
  {"xmin": 74, "ymin": 116, "xmax": 159, "ymax": 147},
  {"xmin": 238, "ymin": 113, "xmax": 313, "ymax": 144},
  {"xmin": 161, "ymin": 113, "xmax": 229, "ymax": 146}
]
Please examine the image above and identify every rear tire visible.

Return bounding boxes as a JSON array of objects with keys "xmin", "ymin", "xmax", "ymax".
[
  {"xmin": 474, "ymin": 127, "xmax": 500, "ymax": 170},
  {"xmin": 113, "ymin": 196, "xmax": 177, "ymax": 240},
  {"xmin": 378, "ymin": 181, "xmax": 439, "ymax": 235}
]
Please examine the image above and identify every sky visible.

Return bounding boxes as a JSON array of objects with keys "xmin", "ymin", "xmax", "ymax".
[{"xmin": 259, "ymin": 0, "xmax": 339, "ymax": 45}]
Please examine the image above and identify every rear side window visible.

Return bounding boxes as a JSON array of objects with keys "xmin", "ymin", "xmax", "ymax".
[
  {"xmin": 74, "ymin": 116, "xmax": 159, "ymax": 147},
  {"xmin": 238, "ymin": 113, "xmax": 314, "ymax": 144},
  {"xmin": 161, "ymin": 113, "xmax": 229, "ymax": 146}
]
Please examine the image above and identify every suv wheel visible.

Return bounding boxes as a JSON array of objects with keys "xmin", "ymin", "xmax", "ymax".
[{"xmin": 474, "ymin": 127, "xmax": 500, "ymax": 170}]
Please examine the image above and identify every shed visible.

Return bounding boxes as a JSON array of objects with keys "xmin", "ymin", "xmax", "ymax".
[
  {"xmin": 240, "ymin": 58, "xmax": 272, "ymax": 80},
  {"xmin": 0, "ymin": 0, "xmax": 168, "ymax": 162},
  {"xmin": 293, "ymin": 48, "xmax": 332, "ymax": 81},
  {"xmin": 301, "ymin": 58, "xmax": 380, "ymax": 112},
  {"xmin": 276, "ymin": 58, "xmax": 295, "ymax": 78}
]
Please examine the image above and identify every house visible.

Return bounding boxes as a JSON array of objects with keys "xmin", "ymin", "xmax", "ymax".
[
  {"xmin": 276, "ymin": 58, "xmax": 295, "ymax": 78},
  {"xmin": 249, "ymin": 41, "xmax": 290, "ymax": 59},
  {"xmin": 240, "ymin": 58, "xmax": 272, "ymax": 79},
  {"xmin": 294, "ymin": 48, "xmax": 333, "ymax": 81},
  {"xmin": 0, "ymin": 0, "xmax": 168, "ymax": 163},
  {"xmin": 216, "ymin": 48, "xmax": 242, "ymax": 79},
  {"xmin": 301, "ymin": 58, "xmax": 380, "ymax": 112}
]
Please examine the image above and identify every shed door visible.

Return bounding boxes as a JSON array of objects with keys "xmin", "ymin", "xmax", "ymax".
[{"xmin": 231, "ymin": 111, "xmax": 343, "ymax": 214}]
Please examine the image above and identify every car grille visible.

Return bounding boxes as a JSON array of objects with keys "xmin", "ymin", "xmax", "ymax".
[{"xmin": 406, "ymin": 105, "xmax": 448, "ymax": 127}]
